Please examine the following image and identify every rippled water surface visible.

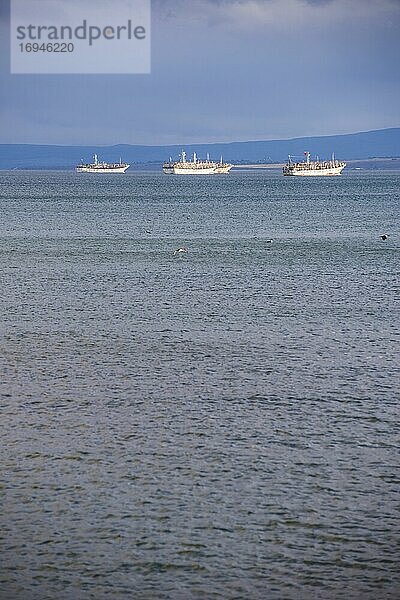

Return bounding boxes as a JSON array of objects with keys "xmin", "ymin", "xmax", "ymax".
[{"xmin": 0, "ymin": 170, "xmax": 399, "ymax": 599}]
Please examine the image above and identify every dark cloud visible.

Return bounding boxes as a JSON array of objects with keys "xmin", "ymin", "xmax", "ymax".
[{"xmin": 0, "ymin": 0, "xmax": 399, "ymax": 144}]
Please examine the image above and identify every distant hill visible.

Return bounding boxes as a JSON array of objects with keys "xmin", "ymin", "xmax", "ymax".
[{"xmin": 0, "ymin": 127, "xmax": 399, "ymax": 169}]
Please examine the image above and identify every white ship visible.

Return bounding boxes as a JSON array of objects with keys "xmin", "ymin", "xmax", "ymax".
[
  {"xmin": 76, "ymin": 154, "xmax": 130, "ymax": 173},
  {"xmin": 283, "ymin": 152, "xmax": 346, "ymax": 176},
  {"xmin": 163, "ymin": 151, "xmax": 232, "ymax": 175}
]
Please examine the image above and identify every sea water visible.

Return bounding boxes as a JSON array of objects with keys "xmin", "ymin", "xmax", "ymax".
[{"xmin": 0, "ymin": 169, "xmax": 399, "ymax": 599}]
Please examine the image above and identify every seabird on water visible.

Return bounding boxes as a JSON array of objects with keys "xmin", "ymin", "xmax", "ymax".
[
  {"xmin": 174, "ymin": 247, "xmax": 188, "ymax": 255},
  {"xmin": 380, "ymin": 234, "xmax": 388, "ymax": 241}
]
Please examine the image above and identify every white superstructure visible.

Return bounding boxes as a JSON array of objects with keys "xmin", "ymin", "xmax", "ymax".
[
  {"xmin": 283, "ymin": 152, "xmax": 346, "ymax": 176},
  {"xmin": 163, "ymin": 151, "xmax": 232, "ymax": 174},
  {"xmin": 76, "ymin": 154, "xmax": 130, "ymax": 173}
]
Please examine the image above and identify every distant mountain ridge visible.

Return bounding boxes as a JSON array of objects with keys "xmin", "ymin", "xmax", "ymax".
[{"xmin": 0, "ymin": 127, "xmax": 399, "ymax": 169}]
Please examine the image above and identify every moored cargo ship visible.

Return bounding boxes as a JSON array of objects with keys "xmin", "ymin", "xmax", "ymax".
[
  {"xmin": 283, "ymin": 152, "xmax": 346, "ymax": 176},
  {"xmin": 163, "ymin": 151, "xmax": 232, "ymax": 174},
  {"xmin": 76, "ymin": 154, "xmax": 130, "ymax": 173}
]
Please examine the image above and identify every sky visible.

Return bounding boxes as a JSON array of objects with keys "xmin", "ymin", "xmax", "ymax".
[{"xmin": 0, "ymin": 0, "xmax": 399, "ymax": 145}]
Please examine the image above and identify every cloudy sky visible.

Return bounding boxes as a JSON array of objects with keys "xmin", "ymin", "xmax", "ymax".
[{"xmin": 0, "ymin": 0, "xmax": 399, "ymax": 145}]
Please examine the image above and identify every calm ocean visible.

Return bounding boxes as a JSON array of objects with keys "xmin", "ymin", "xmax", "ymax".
[{"xmin": 0, "ymin": 169, "xmax": 399, "ymax": 599}]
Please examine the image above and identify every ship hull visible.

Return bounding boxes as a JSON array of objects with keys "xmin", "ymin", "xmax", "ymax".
[
  {"xmin": 164, "ymin": 166, "xmax": 217, "ymax": 175},
  {"xmin": 163, "ymin": 164, "xmax": 233, "ymax": 174},
  {"xmin": 76, "ymin": 165, "xmax": 129, "ymax": 173},
  {"xmin": 174, "ymin": 168, "xmax": 216, "ymax": 175}
]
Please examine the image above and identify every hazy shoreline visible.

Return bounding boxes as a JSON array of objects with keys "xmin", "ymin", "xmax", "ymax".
[{"xmin": 2, "ymin": 157, "xmax": 400, "ymax": 172}]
